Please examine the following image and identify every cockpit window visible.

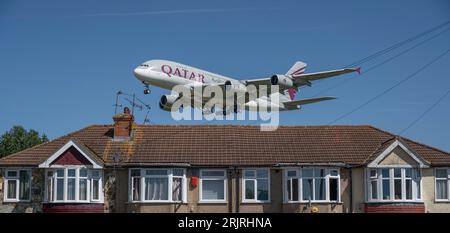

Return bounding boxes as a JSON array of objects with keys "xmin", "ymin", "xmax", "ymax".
[{"xmin": 139, "ymin": 64, "xmax": 150, "ymax": 67}]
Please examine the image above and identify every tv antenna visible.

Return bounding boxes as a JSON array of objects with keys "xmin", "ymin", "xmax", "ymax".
[{"xmin": 114, "ymin": 90, "xmax": 152, "ymax": 124}]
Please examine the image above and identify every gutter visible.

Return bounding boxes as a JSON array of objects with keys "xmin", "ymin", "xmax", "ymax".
[
  {"xmin": 274, "ymin": 162, "xmax": 349, "ymax": 167},
  {"xmin": 104, "ymin": 162, "xmax": 191, "ymax": 167}
]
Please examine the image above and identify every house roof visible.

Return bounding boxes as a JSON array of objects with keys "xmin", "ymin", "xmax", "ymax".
[{"xmin": 1, "ymin": 124, "xmax": 450, "ymax": 167}]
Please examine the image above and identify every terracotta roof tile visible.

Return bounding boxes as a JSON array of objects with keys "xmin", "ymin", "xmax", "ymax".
[{"xmin": 1, "ymin": 124, "xmax": 449, "ymax": 167}]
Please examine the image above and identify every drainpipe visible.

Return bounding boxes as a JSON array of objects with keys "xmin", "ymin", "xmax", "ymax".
[
  {"xmin": 227, "ymin": 167, "xmax": 240, "ymax": 213},
  {"xmin": 228, "ymin": 168, "xmax": 233, "ymax": 213},
  {"xmin": 235, "ymin": 168, "xmax": 240, "ymax": 213},
  {"xmin": 349, "ymin": 167, "xmax": 353, "ymax": 213}
]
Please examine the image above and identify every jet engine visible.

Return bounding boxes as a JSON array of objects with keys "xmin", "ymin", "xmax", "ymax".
[
  {"xmin": 270, "ymin": 74, "xmax": 294, "ymax": 89},
  {"xmin": 159, "ymin": 94, "xmax": 180, "ymax": 112}
]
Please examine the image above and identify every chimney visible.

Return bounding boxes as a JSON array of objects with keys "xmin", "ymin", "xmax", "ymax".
[{"xmin": 112, "ymin": 107, "xmax": 134, "ymax": 140}]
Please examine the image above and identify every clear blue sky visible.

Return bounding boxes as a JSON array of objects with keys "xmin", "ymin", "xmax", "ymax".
[{"xmin": 1, "ymin": 0, "xmax": 449, "ymax": 151}]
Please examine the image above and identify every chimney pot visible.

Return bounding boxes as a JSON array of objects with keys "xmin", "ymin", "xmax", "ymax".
[{"xmin": 123, "ymin": 106, "xmax": 131, "ymax": 115}]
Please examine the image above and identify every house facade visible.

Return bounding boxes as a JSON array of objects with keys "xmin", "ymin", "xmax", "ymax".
[{"xmin": 1, "ymin": 108, "xmax": 450, "ymax": 213}]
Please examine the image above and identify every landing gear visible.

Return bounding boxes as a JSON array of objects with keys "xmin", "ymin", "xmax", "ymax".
[{"xmin": 143, "ymin": 83, "xmax": 150, "ymax": 95}]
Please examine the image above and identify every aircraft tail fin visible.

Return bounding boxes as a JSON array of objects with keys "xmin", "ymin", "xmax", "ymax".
[
  {"xmin": 286, "ymin": 61, "xmax": 307, "ymax": 76},
  {"xmin": 283, "ymin": 88, "xmax": 298, "ymax": 100}
]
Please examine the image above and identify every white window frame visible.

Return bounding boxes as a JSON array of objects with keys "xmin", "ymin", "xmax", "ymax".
[
  {"xmin": 44, "ymin": 166, "xmax": 103, "ymax": 203},
  {"xmin": 199, "ymin": 169, "xmax": 227, "ymax": 203},
  {"xmin": 128, "ymin": 168, "xmax": 187, "ymax": 203},
  {"xmin": 365, "ymin": 167, "xmax": 423, "ymax": 203},
  {"xmin": 242, "ymin": 168, "xmax": 271, "ymax": 203},
  {"xmin": 90, "ymin": 170, "xmax": 101, "ymax": 202},
  {"xmin": 282, "ymin": 167, "xmax": 341, "ymax": 203},
  {"xmin": 435, "ymin": 168, "xmax": 450, "ymax": 202},
  {"xmin": 3, "ymin": 168, "xmax": 32, "ymax": 202}
]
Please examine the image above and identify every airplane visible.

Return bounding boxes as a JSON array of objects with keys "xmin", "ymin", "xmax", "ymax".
[{"xmin": 133, "ymin": 60, "xmax": 360, "ymax": 114}]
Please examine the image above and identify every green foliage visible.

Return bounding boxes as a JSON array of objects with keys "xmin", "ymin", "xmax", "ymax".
[{"xmin": 0, "ymin": 126, "xmax": 49, "ymax": 158}]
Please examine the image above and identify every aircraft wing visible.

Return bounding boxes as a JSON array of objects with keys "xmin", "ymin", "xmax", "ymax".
[
  {"xmin": 293, "ymin": 68, "xmax": 360, "ymax": 84},
  {"xmin": 283, "ymin": 96, "xmax": 336, "ymax": 110},
  {"xmin": 244, "ymin": 67, "xmax": 360, "ymax": 88}
]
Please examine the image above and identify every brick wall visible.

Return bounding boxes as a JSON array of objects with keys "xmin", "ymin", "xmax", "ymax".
[{"xmin": 365, "ymin": 203, "xmax": 425, "ymax": 213}]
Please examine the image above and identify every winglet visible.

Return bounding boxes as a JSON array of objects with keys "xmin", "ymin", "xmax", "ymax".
[{"xmin": 356, "ymin": 67, "xmax": 361, "ymax": 75}]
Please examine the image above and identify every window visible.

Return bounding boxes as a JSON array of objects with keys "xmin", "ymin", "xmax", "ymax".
[
  {"xmin": 242, "ymin": 169, "xmax": 270, "ymax": 202},
  {"xmin": 329, "ymin": 170, "xmax": 339, "ymax": 201},
  {"xmin": 284, "ymin": 168, "xmax": 340, "ymax": 203},
  {"xmin": 436, "ymin": 168, "xmax": 450, "ymax": 201},
  {"xmin": 67, "ymin": 169, "xmax": 76, "ymax": 201},
  {"xmin": 91, "ymin": 170, "xmax": 101, "ymax": 201},
  {"xmin": 172, "ymin": 169, "xmax": 184, "ymax": 202},
  {"xmin": 286, "ymin": 170, "xmax": 299, "ymax": 201},
  {"xmin": 56, "ymin": 169, "xmax": 64, "ymax": 201},
  {"xmin": 129, "ymin": 168, "xmax": 186, "ymax": 202},
  {"xmin": 369, "ymin": 169, "xmax": 378, "ymax": 199},
  {"xmin": 144, "ymin": 169, "xmax": 169, "ymax": 201},
  {"xmin": 45, "ymin": 167, "xmax": 103, "ymax": 203},
  {"xmin": 130, "ymin": 169, "xmax": 141, "ymax": 201},
  {"xmin": 367, "ymin": 168, "xmax": 422, "ymax": 202},
  {"xmin": 79, "ymin": 168, "xmax": 88, "ymax": 201},
  {"xmin": 200, "ymin": 169, "xmax": 226, "ymax": 202},
  {"xmin": 4, "ymin": 169, "xmax": 31, "ymax": 202}
]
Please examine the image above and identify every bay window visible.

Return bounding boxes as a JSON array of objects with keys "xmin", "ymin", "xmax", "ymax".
[
  {"xmin": 435, "ymin": 168, "xmax": 450, "ymax": 201},
  {"xmin": 367, "ymin": 168, "xmax": 421, "ymax": 202},
  {"xmin": 284, "ymin": 168, "xmax": 340, "ymax": 203},
  {"xmin": 3, "ymin": 169, "xmax": 31, "ymax": 202},
  {"xmin": 200, "ymin": 169, "xmax": 227, "ymax": 202},
  {"xmin": 129, "ymin": 168, "xmax": 186, "ymax": 202},
  {"xmin": 45, "ymin": 167, "xmax": 103, "ymax": 203},
  {"xmin": 242, "ymin": 169, "xmax": 270, "ymax": 202}
]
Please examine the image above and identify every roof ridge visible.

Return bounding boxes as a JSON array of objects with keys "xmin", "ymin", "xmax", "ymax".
[{"xmin": 134, "ymin": 124, "xmax": 374, "ymax": 128}]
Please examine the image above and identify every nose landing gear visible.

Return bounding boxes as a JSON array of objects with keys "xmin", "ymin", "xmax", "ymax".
[{"xmin": 143, "ymin": 83, "xmax": 150, "ymax": 95}]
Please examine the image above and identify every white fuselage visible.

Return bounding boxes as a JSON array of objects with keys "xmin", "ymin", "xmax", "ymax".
[
  {"xmin": 133, "ymin": 59, "xmax": 286, "ymax": 111},
  {"xmin": 134, "ymin": 60, "xmax": 237, "ymax": 89}
]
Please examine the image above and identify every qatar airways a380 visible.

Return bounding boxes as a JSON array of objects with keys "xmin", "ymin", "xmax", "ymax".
[{"xmin": 133, "ymin": 60, "xmax": 360, "ymax": 114}]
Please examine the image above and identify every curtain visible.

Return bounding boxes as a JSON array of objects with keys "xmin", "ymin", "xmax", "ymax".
[
  {"xmin": 132, "ymin": 177, "xmax": 140, "ymax": 201},
  {"xmin": 67, "ymin": 178, "xmax": 76, "ymax": 200},
  {"xmin": 145, "ymin": 177, "xmax": 168, "ymax": 200},
  {"xmin": 7, "ymin": 180, "xmax": 17, "ymax": 199},
  {"xmin": 437, "ymin": 180, "xmax": 448, "ymax": 199},
  {"xmin": 202, "ymin": 180, "xmax": 224, "ymax": 200},
  {"xmin": 92, "ymin": 179, "xmax": 100, "ymax": 200},
  {"xmin": 405, "ymin": 179, "xmax": 412, "ymax": 200},
  {"xmin": 172, "ymin": 177, "xmax": 182, "ymax": 201},
  {"xmin": 56, "ymin": 179, "xmax": 64, "ymax": 200},
  {"xmin": 370, "ymin": 179, "xmax": 377, "ymax": 199},
  {"xmin": 245, "ymin": 180, "xmax": 255, "ymax": 200},
  {"xmin": 302, "ymin": 178, "xmax": 313, "ymax": 201},
  {"xmin": 314, "ymin": 178, "xmax": 326, "ymax": 200},
  {"xmin": 46, "ymin": 177, "xmax": 53, "ymax": 201},
  {"xmin": 79, "ymin": 179, "xmax": 87, "ymax": 200},
  {"xmin": 19, "ymin": 170, "xmax": 30, "ymax": 200}
]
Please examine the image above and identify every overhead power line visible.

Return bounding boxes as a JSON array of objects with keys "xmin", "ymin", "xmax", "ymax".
[
  {"xmin": 309, "ymin": 27, "xmax": 450, "ymax": 98},
  {"xmin": 399, "ymin": 89, "xmax": 450, "ymax": 135},
  {"xmin": 344, "ymin": 20, "xmax": 450, "ymax": 68},
  {"xmin": 327, "ymin": 49, "xmax": 450, "ymax": 125},
  {"xmin": 362, "ymin": 27, "xmax": 450, "ymax": 74}
]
